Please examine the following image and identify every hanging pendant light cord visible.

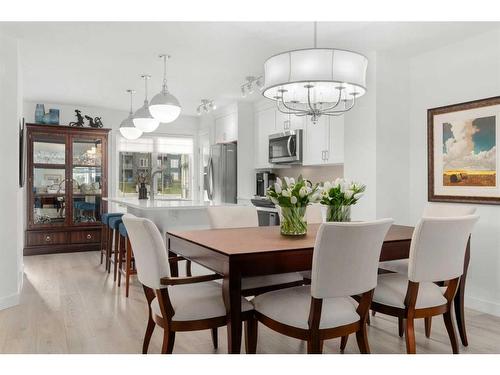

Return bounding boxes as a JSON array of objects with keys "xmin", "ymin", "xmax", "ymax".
[
  {"xmin": 313, "ymin": 21, "xmax": 317, "ymax": 48},
  {"xmin": 160, "ymin": 54, "xmax": 170, "ymax": 93},
  {"xmin": 129, "ymin": 91, "xmax": 133, "ymax": 115}
]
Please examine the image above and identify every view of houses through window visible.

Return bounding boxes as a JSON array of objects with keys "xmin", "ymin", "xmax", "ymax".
[{"xmin": 117, "ymin": 136, "xmax": 193, "ymax": 199}]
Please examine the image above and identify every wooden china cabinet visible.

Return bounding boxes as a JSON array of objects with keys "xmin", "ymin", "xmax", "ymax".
[{"xmin": 24, "ymin": 124, "xmax": 110, "ymax": 255}]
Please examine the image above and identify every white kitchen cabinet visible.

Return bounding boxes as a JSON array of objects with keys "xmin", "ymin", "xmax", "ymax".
[
  {"xmin": 275, "ymin": 111, "xmax": 305, "ymax": 132},
  {"xmin": 215, "ymin": 112, "xmax": 237, "ymax": 143},
  {"xmin": 254, "ymin": 107, "xmax": 276, "ymax": 169},
  {"xmin": 303, "ymin": 116, "xmax": 344, "ymax": 165}
]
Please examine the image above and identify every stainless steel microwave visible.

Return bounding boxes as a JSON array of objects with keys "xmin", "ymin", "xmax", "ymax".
[{"xmin": 269, "ymin": 130, "xmax": 303, "ymax": 164}]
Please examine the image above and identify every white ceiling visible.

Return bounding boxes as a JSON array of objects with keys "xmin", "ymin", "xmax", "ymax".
[{"xmin": 1, "ymin": 22, "xmax": 499, "ymax": 116}]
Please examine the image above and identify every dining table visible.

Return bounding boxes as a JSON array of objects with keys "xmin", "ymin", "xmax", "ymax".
[{"xmin": 166, "ymin": 223, "xmax": 470, "ymax": 353}]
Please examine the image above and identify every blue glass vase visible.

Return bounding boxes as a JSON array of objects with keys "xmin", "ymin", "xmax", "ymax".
[
  {"xmin": 49, "ymin": 109, "xmax": 60, "ymax": 125},
  {"xmin": 35, "ymin": 104, "xmax": 45, "ymax": 123}
]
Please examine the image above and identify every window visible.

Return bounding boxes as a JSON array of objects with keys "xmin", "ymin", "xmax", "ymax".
[{"xmin": 117, "ymin": 136, "xmax": 194, "ymax": 199}]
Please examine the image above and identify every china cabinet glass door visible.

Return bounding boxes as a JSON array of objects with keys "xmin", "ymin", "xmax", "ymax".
[
  {"xmin": 71, "ymin": 135, "xmax": 104, "ymax": 224},
  {"xmin": 31, "ymin": 133, "xmax": 68, "ymax": 227}
]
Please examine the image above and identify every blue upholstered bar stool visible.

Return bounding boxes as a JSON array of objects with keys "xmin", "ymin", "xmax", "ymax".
[
  {"xmin": 118, "ymin": 222, "xmax": 136, "ymax": 297},
  {"xmin": 101, "ymin": 213, "xmax": 124, "ymax": 270}
]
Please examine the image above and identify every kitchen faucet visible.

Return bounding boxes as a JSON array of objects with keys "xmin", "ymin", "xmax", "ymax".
[{"xmin": 150, "ymin": 169, "xmax": 166, "ymax": 201}]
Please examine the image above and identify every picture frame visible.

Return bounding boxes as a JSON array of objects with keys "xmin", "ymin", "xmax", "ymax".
[{"xmin": 428, "ymin": 96, "xmax": 500, "ymax": 204}]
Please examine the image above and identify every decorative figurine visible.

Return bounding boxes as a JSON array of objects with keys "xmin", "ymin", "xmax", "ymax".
[
  {"xmin": 69, "ymin": 110, "xmax": 85, "ymax": 127},
  {"xmin": 93, "ymin": 117, "xmax": 104, "ymax": 128},
  {"xmin": 138, "ymin": 173, "xmax": 148, "ymax": 200}
]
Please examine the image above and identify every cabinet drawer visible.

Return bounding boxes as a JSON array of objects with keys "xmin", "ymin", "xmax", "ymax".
[
  {"xmin": 27, "ymin": 231, "xmax": 67, "ymax": 246},
  {"xmin": 71, "ymin": 230, "xmax": 101, "ymax": 244}
]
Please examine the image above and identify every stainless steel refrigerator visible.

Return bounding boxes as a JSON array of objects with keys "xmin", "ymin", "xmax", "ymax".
[{"xmin": 204, "ymin": 143, "xmax": 237, "ymax": 203}]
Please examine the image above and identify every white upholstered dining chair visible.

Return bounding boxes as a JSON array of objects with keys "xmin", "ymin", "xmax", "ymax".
[
  {"xmin": 377, "ymin": 204, "xmax": 476, "ymax": 338},
  {"xmin": 371, "ymin": 214, "xmax": 479, "ymax": 354},
  {"xmin": 379, "ymin": 204, "xmax": 476, "ymax": 274},
  {"xmin": 207, "ymin": 205, "xmax": 305, "ymax": 296},
  {"xmin": 122, "ymin": 214, "xmax": 254, "ymax": 354},
  {"xmin": 246, "ymin": 219, "xmax": 393, "ymax": 354}
]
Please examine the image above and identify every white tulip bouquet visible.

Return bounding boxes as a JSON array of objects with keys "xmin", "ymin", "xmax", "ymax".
[
  {"xmin": 320, "ymin": 178, "xmax": 366, "ymax": 221},
  {"xmin": 267, "ymin": 176, "xmax": 321, "ymax": 235}
]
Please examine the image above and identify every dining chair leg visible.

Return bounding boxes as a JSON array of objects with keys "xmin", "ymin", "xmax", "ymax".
[
  {"xmin": 405, "ymin": 318, "xmax": 416, "ymax": 354},
  {"xmin": 161, "ymin": 330, "xmax": 176, "ymax": 354},
  {"xmin": 340, "ymin": 335, "xmax": 348, "ymax": 353},
  {"xmin": 100, "ymin": 225, "xmax": 105, "ymax": 265},
  {"xmin": 424, "ymin": 317, "xmax": 432, "ymax": 338},
  {"xmin": 186, "ymin": 260, "xmax": 192, "ymax": 277},
  {"xmin": 142, "ymin": 285, "xmax": 156, "ymax": 354},
  {"xmin": 142, "ymin": 315, "xmax": 156, "ymax": 354},
  {"xmin": 307, "ymin": 338, "xmax": 322, "ymax": 354},
  {"xmin": 443, "ymin": 311, "xmax": 459, "ymax": 354},
  {"xmin": 356, "ymin": 325, "xmax": 370, "ymax": 354},
  {"xmin": 366, "ymin": 313, "xmax": 371, "ymax": 326},
  {"xmin": 245, "ymin": 318, "xmax": 258, "ymax": 354},
  {"xmin": 106, "ymin": 227, "xmax": 112, "ymax": 273},
  {"xmin": 398, "ymin": 317, "xmax": 405, "ymax": 337},
  {"xmin": 211, "ymin": 327, "xmax": 218, "ymax": 349}
]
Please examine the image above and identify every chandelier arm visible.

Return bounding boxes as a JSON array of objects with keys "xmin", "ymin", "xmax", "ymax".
[
  {"xmin": 307, "ymin": 86, "xmax": 315, "ymax": 113},
  {"xmin": 276, "ymin": 100, "xmax": 307, "ymax": 115},
  {"xmin": 324, "ymin": 95, "xmax": 357, "ymax": 115},
  {"xmin": 279, "ymin": 97, "xmax": 308, "ymax": 114},
  {"xmin": 316, "ymin": 88, "xmax": 344, "ymax": 113}
]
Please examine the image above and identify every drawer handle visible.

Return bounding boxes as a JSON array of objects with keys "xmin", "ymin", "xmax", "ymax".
[
  {"xmin": 45, "ymin": 235, "xmax": 52, "ymax": 242},
  {"xmin": 86, "ymin": 234, "xmax": 92, "ymax": 239}
]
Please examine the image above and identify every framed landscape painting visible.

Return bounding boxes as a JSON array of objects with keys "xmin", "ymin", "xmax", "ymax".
[{"xmin": 428, "ymin": 96, "xmax": 500, "ymax": 204}]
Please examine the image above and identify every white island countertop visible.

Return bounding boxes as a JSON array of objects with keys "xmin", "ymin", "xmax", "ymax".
[{"xmin": 103, "ymin": 197, "xmax": 239, "ymax": 211}]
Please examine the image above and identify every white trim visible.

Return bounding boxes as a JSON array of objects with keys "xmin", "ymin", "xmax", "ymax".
[
  {"xmin": 0, "ymin": 292, "xmax": 20, "ymax": 311},
  {"xmin": 466, "ymin": 295, "xmax": 500, "ymax": 317}
]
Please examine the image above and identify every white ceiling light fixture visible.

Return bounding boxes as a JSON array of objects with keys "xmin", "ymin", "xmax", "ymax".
[
  {"xmin": 262, "ymin": 22, "xmax": 368, "ymax": 123},
  {"xmin": 133, "ymin": 74, "xmax": 160, "ymax": 133},
  {"xmin": 119, "ymin": 89, "xmax": 143, "ymax": 140},
  {"xmin": 241, "ymin": 75, "xmax": 263, "ymax": 97},
  {"xmin": 149, "ymin": 54, "xmax": 182, "ymax": 123},
  {"xmin": 196, "ymin": 99, "xmax": 216, "ymax": 115}
]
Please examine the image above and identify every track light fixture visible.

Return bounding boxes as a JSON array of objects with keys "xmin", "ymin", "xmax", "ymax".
[
  {"xmin": 196, "ymin": 99, "xmax": 216, "ymax": 115},
  {"xmin": 240, "ymin": 75, "xmax": 263, "ymax": 97}
]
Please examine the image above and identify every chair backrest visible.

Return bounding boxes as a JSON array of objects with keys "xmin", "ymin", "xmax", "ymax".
[
  {"xmin": 306, "ymin": 203, "xmax": 323, "ymax": 224},
  {"xmin": 122, "ymin": 214, "xmax": 170, "ymax": 289},
  {"xmin": 408, "ymin": 215, "xmax": 479, "ymax": 283},
  {"xmin": 207, "ymin": 205, "xmax": 259, "ymax": 229},
  {"xmin": 311, "ymin": 218, "xmax": 394, "ymax": 299},
  {"xmin": 423, "ymin": 203, "xmax": 476, "ymax": 217}
]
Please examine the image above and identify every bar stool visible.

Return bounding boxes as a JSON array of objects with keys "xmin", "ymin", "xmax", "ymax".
[
  {"xmin": 117, "ymin": 222, "xmax": 137, "ymax": 297},
  {"xmin": 108, "ymin": 215, "xmax": 124, "ymax": 281},
  {"xmin": 101, "ymin": 213, "xmax": 124, "ymax": 270}
]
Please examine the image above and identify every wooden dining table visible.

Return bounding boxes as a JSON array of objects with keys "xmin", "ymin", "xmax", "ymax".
[{"xmin": 166, "ymin": 223, "xmax": 470, "ymax": 353}]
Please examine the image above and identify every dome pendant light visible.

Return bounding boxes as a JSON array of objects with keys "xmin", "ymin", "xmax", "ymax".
[
  {"xmin": 120, "ymin": 89, "xmax": 143, "ymax": 140},
  {"xmin": 149, "ymin": 54, "xmax": 182, "ymax": 123},
  {"xmin": 133, "ymin": 74, "xmax": 160, "ymax": 133}
]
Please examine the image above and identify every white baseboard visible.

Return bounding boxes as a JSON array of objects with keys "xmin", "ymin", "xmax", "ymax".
[
  {"xmin": 466, "ymin": 295, "xmax": 500, "ymax": 317},
  {"xmin": 0, "ymin": 292, "xmax": 20, "ymax": 311}
]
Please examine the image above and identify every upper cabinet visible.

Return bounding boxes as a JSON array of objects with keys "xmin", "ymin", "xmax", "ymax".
[
  {"xmin": 303, "ymin": 116, "xmax": 344, "ymax": 165},
  {"xmin": 214, "ymin": 112, "xmax": 238, "ymax": 143},
  {"xmin": 254, "ymin": 107, "xmax": 276, "ymax": 169},
  {"xmin": 275, "ymin": 111, "xmax": 305, "ymax": 132}
]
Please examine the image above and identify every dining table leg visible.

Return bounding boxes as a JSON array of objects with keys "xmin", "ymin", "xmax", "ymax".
[
  {"xmin": 168, "ymin": 250, "xmax": 179, "ymax": 277},
  {"xmin": 223, "ymin": 262, "xmax": 242, "ymax": 354},
  {"xmin": 454, "ymin": 238, "xmax": 470, "ymax": 346}
]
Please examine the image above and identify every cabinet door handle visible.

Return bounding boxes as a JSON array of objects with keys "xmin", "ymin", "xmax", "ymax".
[
  {"xmin": 45, "ymin": 235, "xmax": 52, "ymax": 242},
  {"xmin": 324, "ymin": 150, "xmax": 329, "ymax": 161},
  {"xmin": 86, "ymin": 234, "xmax": 92, "ymax": 240},
  {"xmin": 321, "ymin": 150, "xmax": 325, "ymax": 160}
]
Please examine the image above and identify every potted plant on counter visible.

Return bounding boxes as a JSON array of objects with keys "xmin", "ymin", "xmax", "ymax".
[
  {"xmin": 320, "ymin": 178, "xmax": 366, "ymax": 222},
  {"xmin": 267, "ymin": 176, "xmax": 321, "ymax": 236}
]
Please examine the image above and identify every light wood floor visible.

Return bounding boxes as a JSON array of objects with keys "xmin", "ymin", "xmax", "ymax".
[{"xmin": 1, "ymin": 251, "xmax": 499, "ymax": 354}]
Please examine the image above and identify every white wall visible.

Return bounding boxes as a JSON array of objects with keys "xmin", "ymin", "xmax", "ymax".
[
  {"xmin": 344, "ymin": 51, "xmax": 378, "ymax": 220},
  {"xmin": 376, "ymin": 52, "xmax": 410, "ymax": 224},
  {"xmin": 408, "ymin": 29, "xmax": 500, "ymax": 315},
  {"xmin": 0, "ymin": 33, "xmax": 23, "ymax": 310}
]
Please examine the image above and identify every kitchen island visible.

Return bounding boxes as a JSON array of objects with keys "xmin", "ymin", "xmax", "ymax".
[{"xmin": 103, "ymin": 197, "xmax": 240, "ymax": 235}]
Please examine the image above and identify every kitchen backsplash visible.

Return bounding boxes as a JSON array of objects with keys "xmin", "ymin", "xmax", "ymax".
[{"xmin": 273, "ymin": 165, "xmax": 343, "ymax": 184}]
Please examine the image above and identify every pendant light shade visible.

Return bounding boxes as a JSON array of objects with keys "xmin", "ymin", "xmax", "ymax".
[
  {"xmin": 120, "ymin": 90, "xmax": 143, "ymax": 140},
  {"xmin": 149, "ymin": 54, "xmax": 182, "ymax": 123},
  {"xmin": 133, "ymin": 74, "xmax": 160, "ymax": 133}
]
